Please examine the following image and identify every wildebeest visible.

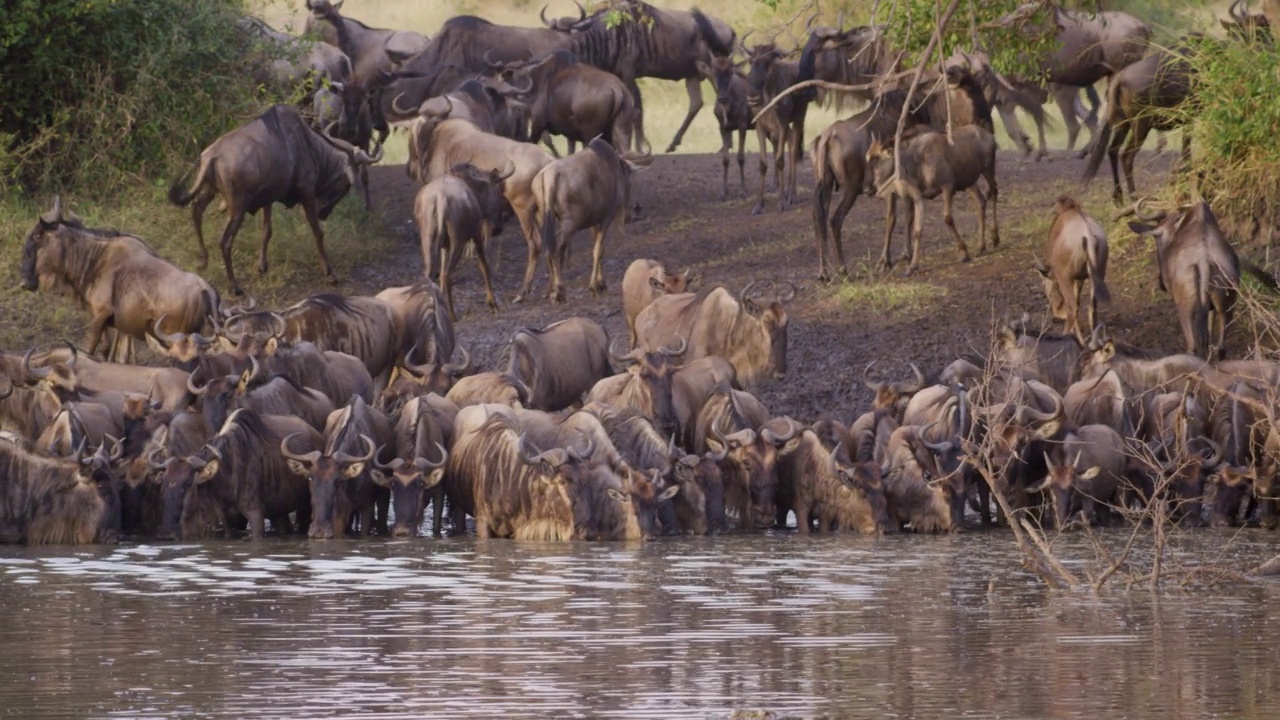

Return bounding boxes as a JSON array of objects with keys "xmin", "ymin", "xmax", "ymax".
[
  {"xmin": 238, "ymin": 14, "xmax": 351, "ymax": 91},
  {"xmin": 21, "ymin": 344, "xmax": 193, "ymax": 413},
  {"xmin": 304, "ymin": 0, "xmax": 428, "ymax": 84},
  {"xmin": 744, "ymin": 42, "xmax": 808, "ymax": 214},
  {"xmin": 415, "ymin": 162, "xmax": 514, "ymax": 318},
  {"xmin": 586, "ymin": 338, "xmax": 686, "ymax": 438},
  {"xmin": 879, "ymin": 424, "xmax": 967, "ymax": 533},
  {"xmin": 375, "ymin": 393, "xmax": 455, "ymax": 537},
  {"xmin": 634, "ymin": 282, "xmax": 793, "ymax": 386},
  {"xmin": 406, "ymin": 107, "xmax": 554, "ymax": 304},
  {"xmin": 1031, "ymin": 424, "xmax": 1128, "ymax": 528},
  {"xmin": 621, "ymin": 259, "xmax": 692, "ymax": 347},
  {"xmin": 508, "ymin": 317, "xmax": 612, "ymax": 411},
  {"xmin": 221, "ymin": 293, "xmax": 400, "ymax": 390},
  {"xmin": 1081, "ymin": 42, "xmax": 1195, "ymax": 206},
  {"xmin": 189, "ymin": 357, "xmax": 335, "ymax": 434},
  {"xmin": 37, "ymin": 403, "xmax": 123, "ymax": 459},
  {"xmin": 582, "ymin": 404, "xmax": 690, "ymax": 533},
  {"xmin": 159, "ymin": 409, "xmax": 320, "ymax": 540},
  {"xmin": 1123, "ymin": 201, "xmax": 1240, "ymax": 359},
  {"xmin": 775, "ymin": 428, "xmax": 890, "ymax": 535},
  {"xmin": 312, "ymin": 78, "xmax": 381, "ymax": 211},
  {"xmin": 168, "ymin": 105, "xmax": 383, "ymax": 296},
  {"xmin": 445, "ymin": 371, "xmax": 531, "ymax": 409},
  {"xmin": 375, "ymin": 282, "xmax": 455, "ymax": 371},
  {"xmin": 1034, "ymin": 196, "xmax": 1110, "ymax": 343},
  {"xmin": 533, "ymin": 137, "xmax": 653, "ymax": 303},
  {"xmin": 0, "ymin": 441, "xmax": 120, "ymax": 545},
  {"xmin": 694, "ymin": 387, "xmax": 797, "ymax": 529},
  {"xmin": 489, "ymin": 50, "xmax": 639, "ymax": 153},
  {"xmin": 697, "ymin": 54, "xmax": 783, "ymax": 202},
  {"xmin": 671, "ymin": 356, "xmax": 739, "ymax": 449},
  {"xmin": 1220, "ymin": 0, "xmax": 1273, "ymax": 44},
  {"xmin": 281, "ymin": 395, "xmax": 392, "ymax": 540},
  {"xmin": 22, "ymin": 197, "xmax": 219, "ymax": 362},
  {"xmin": 868, "ymin": 124, "xmax": 1000, "ymax": 276}
]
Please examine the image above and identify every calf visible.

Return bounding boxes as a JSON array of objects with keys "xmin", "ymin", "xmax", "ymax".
[
  {"xmin": 414, "ymin": 162, "xmax": 514, "ymax": 319},
  {"xmin": 621, "ymin": 259, "xmax": 692, "ymax": 348},
  {"xmin": 744, "ymin": 43, "xmax": 809, "ymax": 214},
  {"xmin": 869, "ymin": 124, "xmax": 1000, "ymax": 276},
  {"xmin": 532, "ymin": 138, "xmax": 653, "ymax": 303},
  {"xmin": 1034, "ymin": 196, "xmax": 1110, "ymax": 343},
  {"xmin": 696, "ymin": 54, "xmax": 783, "ymax": 202}
]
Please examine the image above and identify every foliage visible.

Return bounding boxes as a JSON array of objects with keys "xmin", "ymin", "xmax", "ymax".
[
  {"xmin": 0, "ymin": 0, "xmax": 284, "ymax": 195},
  {"xmin": 874, "ymin": 0, "xmax": 1057, "ymax": 82}
]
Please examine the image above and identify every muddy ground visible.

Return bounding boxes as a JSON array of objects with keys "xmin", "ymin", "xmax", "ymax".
[{"xmin": 342, "ymin": 149, "xmax": 1186, "ymax": 422}]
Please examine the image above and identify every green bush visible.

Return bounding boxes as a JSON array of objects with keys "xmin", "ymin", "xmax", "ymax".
[{"xmin": 0, "ymin": 0, "xmax": 281, "ymax": 194}]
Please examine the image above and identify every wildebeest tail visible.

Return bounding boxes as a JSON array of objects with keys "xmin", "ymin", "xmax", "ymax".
[
  {"xmin": 691, "ymin": 9, "xmax": 733, "ymax": 58},
  {"xmin": 1083, "ymin": 235, "xmax": 1110, "ymax": 304},
  {"xmin": 532, "ymin": 171, "xmax": 558, "ymax": 259},
  {"xmin": 168, "ymin": 154, "xmax": 212, "ymax": 208},
  {"xmin": 811, "ymin": 134, "xmax": 833, "ymax": 238},
  {"xmin": 1081, "ymin": 82, "xmax": 1116, "ymax": 183}
]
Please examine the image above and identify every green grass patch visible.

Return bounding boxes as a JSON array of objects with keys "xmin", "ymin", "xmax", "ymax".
[{"xmin": 826, "ymin": 275, "xmax": 947, "ymax": 316}]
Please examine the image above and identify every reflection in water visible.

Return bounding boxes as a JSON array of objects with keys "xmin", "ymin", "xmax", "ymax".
[{"xmin": 2, "ymin": 532, "xmax": 1280, "ymax": 718}]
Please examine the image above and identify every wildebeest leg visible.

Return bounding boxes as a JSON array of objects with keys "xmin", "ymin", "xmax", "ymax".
[
  {"xmin": 970, "ymin": 185, "xmax": 988, "ymax": 256},
  {"xmin": 878, "ymin": 194, "xmax": 897, "ymax": 271},
  {"xmin": 1052, "ymin": 85, "xmax": 1087, "ymax": 155},
  {"xmin": 439, "ymin": 227, "xmax": 459, "ymax": 321},
  {"xmin": 541, "ymin": 132, "xmax": 562, "ymax": 159},
  {"xmin": 907, "ymin": 195, "xmax": 926, "ymax": 276},
  {"xmin": 431, "ymin": 485, "xmax": 446, "ymax": 537},
  {"xmin": 787, "ymin": 122, "xmax": 803, "ymax": 211},
  {"xmin": 736, "ymin": 129, "xmax": 748, "ymax": 198},
  {"xmin": 1120, "ymin": 124, "xmax": 1144, "ymax": 205},
  {"xmin": 627, "ymin": 78, "xmax": 649, "ymax": 155},
  {"xmin": 829, "ymin": 183, "xmax": 859, "ymax": 278},
  {"xmin": 469, "ymin": 231, "xmax": 499, "ymax": 314},
  {"xmin": 1068, "ymin": 278, "xmax": 1084, "ymax": 341},
  {"xmin": 191, "ymin": 190, "xmax": 215, "ymax": 270},
  {"xmin": 257, "ymin": 205, "xmax": 273, "ymax": 275},
  {"xmin": 246, "ymin": 508, "xmax": 265, "ymax": 540},
  {"xmin": 218, "ymin": 210, "xmax": 248, "ymax": 296},
  {"xmin": 360, "ymin": 164, "xmax": 372, "ymax": 212},
  {"xmin": 300, "ymin": 196, "xmax": 337, "ymax": 283},
  {"xmin": 719, "ymin": 129, "xmax": 732, "ymax": 201},
  {"xmin": 588, "ymin": 223, "xmax": 609, "ymax": 295},
  {"xmin": 752, "ymin": 127, "xmax": 768, "ymax": 215},
  {"xmin": 987, "ymin": 172, "xmax": 1000, "ymax": 248},
  {"xmin": 512, "ymin": 199, "xmax": 542, "ymax": 303},
  {"xmin": 794, "ymin": 501, "xmax": 811, "ymax": 536},
  {"xmin": 813, "ymin": 169, "xmax": 833, "ymax": 280},
  {"xmin": 998, "ymin": 103, "xmax": 1033, "ymax": 158},
  {"xmin": 942, "ymin": 188, "xmax": 972, "ymax": 266},
  {"xmin": 665, "ymin": 77, "xmax": 704, "ymax": 154},
  {"xmin": 773, "ymin": 134, "xmax": 787, "ymax": 212},
  {"xmin": 358, "ymin": 501, "xmax": 374, "ymax": 538},
  {"xmin": 1178, "ymin": 131, "xmax": 1192, "ymax": 175},
  {"xmin": 84, "ymin": 313, "xmax": 111, "ymax": 358},
  {"xmin": 1214, "ymin": 297, "xmax": 1231, "ymax": 360},
  {"xmin": 549, "ymin": 222, "xmax": 572, "ymax": 304}
]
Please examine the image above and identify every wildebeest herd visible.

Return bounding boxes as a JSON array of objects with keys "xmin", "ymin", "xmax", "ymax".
[{"xmin": 6, "ymin": 0, "xmax": 1280, "ymax": 545}]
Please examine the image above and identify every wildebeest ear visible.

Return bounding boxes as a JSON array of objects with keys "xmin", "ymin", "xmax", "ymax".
[
  {"xmin": 658, "ymin": 484, "xmax": 680, "ymax": 501},
  {"xmin": 195, "ymin": 459, "xmax": 220, "ymax": 483},
  {"xmin": 287, "ymin": 459, "xmax": 310, "ymax": 477},
  {"xmin": 369, "ymin": 469, "xmax": 392, "ymax": 487},
  {"xmin": 1098, "ymin": 341, "xmax": 1116, "ymax": 362},
  {"xmin": 606, "ymin": 487, "xmax": 628, "ymax": 502},
  {"xmin": 424, "ymin": 467, "xmax": 446, "ymax": 490},
  {"xmin": 1127, "ymin": 221, "xmax": 1155, "ymax": 235},
  {"xmin": 1079, "ymin": 465, "xmax": 1102, "ymax": 480},
  {"xmin": 265, "ymin": 336, "xmax": 280, "ymax": 354},
  {"xmin": 343, "ymin": 462, "xmax": 367, "ymax": 479}
]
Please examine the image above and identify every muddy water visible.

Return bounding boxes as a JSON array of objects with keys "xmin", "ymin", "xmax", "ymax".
[{"xmin": 3, "ymin": 532, "xmax": 1280, "ymax": 719}]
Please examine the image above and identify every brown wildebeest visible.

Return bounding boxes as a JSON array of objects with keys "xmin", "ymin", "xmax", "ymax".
[
  {"xmin": 1034, "ymin": 196, "xmax": 1110, "ymax": 343},
  {"xmin": 879, "ymin": 424, "xmax": 966, "ymax": 533},
  {"xmin": 414, "ymin": 162, "xmax": 515, "ymax": 319},
  {"xmin": 868, "ymin": 124, "xmax": 1000, "ymax": 276},
  {"xmin": 376, "ymin": 282, "xmax": 455, "ymax": 371},
  {"xmin": 744, "ymin": 42, "xmax": 809, "ymax": 214},
  {"xmin": 621, "ymin": 259, "xmax": 692, "ymax": 348},
  {"xmin": 696, "ymin": 54, "xmax": 783, "ymax": 202},
  {"xmin": 445, "ymin": 371, "xmax": 531, "ymax": 409},
  {"xmin": 1221, "ymin": 0, "xmax": 1274, "ymax": 44},
  {"xmin": 586, "ymin": 338, "xmax": 686, "ymax": 439},
  {"xmin": 670, "ymin": 356, "xmax": 738, "ymax": 449},
  {"xmin": 22, "ymin": 197, "xmax": 219, "ymax": 363},
  {"xmin": 379, "ymin": 345, "xmax": 472, "ymax": 415},
  {"xmin": 1031, "ymin": 425, "xmax": 1128, "ymax": 528},
  {"xmin": 774, "ymin": 427, "xmax": 890, "ymax": 535},
  {"xmin": 21, "ymin": 344, "xmax": 192, "ymax": 413},
  {"xmin": 282, "ymin": 396, "xmax": 392, "ymax": 540},
  {"xmin": 0, "ymin": 441, "xmax": 120, "ymax": 545},
  {"xmin": 188, "ymin": 356, "xmax": 335, "ymax": 433},
  {"xmin": 168, "ymin": 105, "xmax": 383, "ymax": 296},
  {"xmin": 36, "ymin": 403, "xmax": 123, "ymax": 460},
  {"xmin": 634, "ymin": 282, "xmax": 794, "ymax": 387},
  {"xmin": 533, "ymin": 137, "xmax": 653, "ymax": 303},
  {"xmin": 508, "ymin": 317, "xmax": 613, "ymax": 412},
  {"xmin": 693, "ymin": 387, "xmax": 796, "ymax": 529},
  {"xmin": 304, "ymin": 0, "xmax": 428, "ymax": 86}
]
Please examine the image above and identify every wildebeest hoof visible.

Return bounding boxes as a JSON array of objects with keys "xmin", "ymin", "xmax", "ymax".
[
  {"xmin": 750, "ymin": 204, "xmax": 764, "ymax": 216},
  {"xmin": 960, "ymin": 253, "xmax": 972, "ymax": 263},
  {"xmin": 991, "ymin": 236, "xmax": 1001, "ymax": 248},
  {"xmin": 512, "ymin": 294, "xmax": 526, "ymax": 304},
  {"xmin": 231, "ymin": 286, "xmax": 246, "ymax": 297},
  {"xmin": 817, "ymin": 271, "xmax": 831, "ymax": 284},
  {"xmin": 664, "ymin": 143, "xmax": 678, "ymax": 153}
]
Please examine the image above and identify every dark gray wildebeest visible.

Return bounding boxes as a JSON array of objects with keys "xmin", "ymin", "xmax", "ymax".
[
  {"xmin": 868, "ymin": 123, "xmax": 999, "ymax": 277},
  {"xmin": 693, "ymin": 387, "xmax": 798, "ymax": 530},
  {"xmin": 22, "ymin": 197, "xmax": 219, "ymax": 363},
  {"xmin": 696, "ymin": 54, "xmax": 783, "ymax": 202},
  {"xmin": 377, "ymin": 64, "xmax": 474, "ymax": 127},
  {"xmin": 1031, "ymin": 424, "xmax": 1129, "ymax": 528},
  {"xmin": 533, "ymin": 137, "xmax": 653, "ymax": 303},
  {"xmin": 1081, "ymin": 40, "xmax": 1196, "ymax": 206},
  {"xmin": 281, "ymin": 396, "xmax": 393, "ymax": 539},
  {"xmin": 220, "ymin": 293, "xmax": 400, "ymax": 391},
  {"xmin": 670, "ymin": 356, "xmax": 738, "ymax": 449},
  {"xmin": 743, "ymin": 42, "xmax": 809, "ymax": 214},
  {"xmin": 157, "ymin": 408, "xmax": 321, "ymax": 541},
  {"xmin": 375, "ymin": 283, "xmax": 455, "ymax": 372},
  {"xmin": 312, "ymin": 77, "xmax": 381, "ymax": 211},
  {"xmin": 0, "ymin": 440, "xmax": 120, "ymax": 545},
  {"xmin": 621, "ymin": 259, "xmax": 692, "ymax": 347},
  {"xmin": 879, "ymin": 423, "xmax": 967, "ymax": 533},
  {"xmin": 987, "ymin": 1, "xmax": 1151, "ymax": 156},
  {"xmin": 487, "ymin": 50, "xmax": 639, "ymax": 155},
  {"xmin": 236, "ymin": 15, "xmax": 351, "ymax": 92},
  {"xmin": 1034, "ymin": 196, "xmax": 1110, "ymax": 343},
  {"xmin": 168, "ymin": 105, "xmax": 383, "ymax": 296},
  {"xmin": 585, "ymin": 337, "xmax": 686, "ymax": 439},
  {"xmin": 507, "ymin": 317, "xmax": 613, "ymax": 412},
  {"xmin": 304, "ymin": 0, "xmax": 428, "ymax": 85},
  {"xmin": 633, "ymin": 282, "xmax": 793, "ymax": 387},
  {"xmin": 399, "ymin": 80, "xmax": 532, "ymax": 150},
  {"xmin": 1120, "ymin": 201, "xmax": 1250, "ymax": 359},
  {"xmin": 796, "ymin": 19, "xmax": 898, "ymax": 107},
  {"xmin": 188, "ymin": 356, "xmax": 335, "ymax": 433},
  {"xmin": 407, "ymin": 102, "xmax": 554, "ymax": 304},
  {"xmin": 374, "ymin": 393, "xmax": 455, "ymax": 537},
  {"xmin": 414, "ymin": 162, "xmax": 514, "ymax": 319}
]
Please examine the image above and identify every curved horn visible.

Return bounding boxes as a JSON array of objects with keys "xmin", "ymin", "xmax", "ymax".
[
  {"xmin": 150, "ymin": 313, "xmax": 187, "ymax": 349},
  {"xmin": 889, "ymin": 363, "xmax": 926, "ymax": 395},
  {"xmin": 413, "ymin": 442, "xmax": 449, "ymax": 470},
  {"xmin": 804, "ymin": 11, "xmax": 820, "ymax": 33},
  {"xmin": 402, "ymin": 343, "xmax": 434, "ymax": 377},
  {"xmin": 661, "ymin": 335, "xmax": 688, "ymax": 357},
  {"xmin": 64, "ymin": 341, "xmax": 78, "ymax": 373},
  {"xmin": 334, "ymin": 434, "xmax": 378, "ymax": 465},
  {"xmin": 573, "ymin": 0, "xmax": 586, "ymax": 22},
  {"xmin": 104, "ymin": 434, "xmax": 123, "ymax": 463},
  {"xmin": 279, "ymin": 432, "xmax": 321, "ymax": 464},
  {"xmin": 484, "ymin": 48, "xmax": 506, "ymax": 69},
  {"xmin": 1022, "ymin": 391, "xmax": 1064, "ymax": 423},
  {"xmin": 827, "ymin": 441, "xmax": 843, "ymax": 478},
  {"xmin": 496, "ymin": 160, "xmax": 517, "ymax": 181},
  {"xmin": 777, "ymin": 281, "xmax": 797, "ymax": 302},
  {"xmin": 609, "ymin": 337, "xmax": 645, "ymax": 365},
  {"xmin": 1200, "ymin": 437, "xmax": 1224, "ymax": 469},
  {"xmin": 186, "ymin": 371, "xmax": 209, "ymax": 397},
  {"xmin": 23, "ymin": 347, "xmax": 50, "ymax": 380},
  {"xmin": 540, "ymin": 4, "xmax": 555, "ymax": 28},
  {"xmin": 919, "ymin": 423, "xmax": 954, "ymax": 454},
  {"xmin": 568, "ymin": 434, "xmax": 595, "ymax": 462},
  {"xmin": 738, "ymin": 281, "xmax": 757, "ymax": 307},
  {"xmin": 441, "ymin": 344, "xmax": 473, "ymax": 377},
  {"xmin": 517, "ymin": 433, "xmax": 558, "ymax": 466},
  {"xmin": 705, "ymin": 440, "xmax": 729, "ymax": 462},
  {"xmin": 761, "ymin": 418, "xmax": 801, "ymax": 446},
  {"xmin": 392, "ymin": 92, "xmax": 417, "ymax": 115},
  {"xmin": 1231, "ymin": 0, "xmax": 1247, "ymax": 20},
  {"xmin": 147, "ymin": 445, "xmax": 175, "ymax": 471}
]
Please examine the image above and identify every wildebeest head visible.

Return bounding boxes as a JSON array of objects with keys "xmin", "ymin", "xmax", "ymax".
[
  {"xmin": 372, "ymin": 440, "xmax": 447, "ymax": 538},
  {"xmin": 624, "ymin": 468, "xmax": 679, "ymax": 541},
  {"xmin": 609, "ymin": 337, "xmax": 686, "ymax": 437},
  {"xmin": 387, "ymin": 344, "xmax": 473, "ymax": 408},
  {"xmin": 449, "ymin": 161, "xmax": 516, "ymax": 236},
  {"xmin": 696, "ymin": 54, "xmax": 748, "ymax": 107},
  {"xmin": 1206, "ymin": 465, "xmax": 1254, "ymax": 528},
  {"xmin": 315, "ymin": 126, "xmax": 384, "ymax": 218},
  {"xmin": 38, "ymin": 440, "xmax": 123, "ymax": 546},
  {"xmin": 22, "ymin": 343, "xmax": 81, "ymax": 399},
  {"xmin": 281, "ymin": 432, "xmax": 378, "ymax": 540},
  {"xmin": 741, "ymin": 281, "xmax": 794, "ymax": 379},
  {"xmin": 1031, "ymin": 450, "xmax": 1103, "ymax": 529},
  {"xmin": 674, "ymin": 451, "xmax": 725, "ymax": 534},
  {"xmin": 1221, "ymin": 0, "xmax": 1273, "ymax": 44},
  {"xmin": 190, "ymin": 355, "xmax": 266, "ymax": 432},
  {"xmin": 516, "ymin": 433, "xmax": 602, "ymax": 540},
  {"xmin": 863, "ymin": 361, "xmax": 926, "ymax": 413},
  {"xmin": 744, "ymin": 42, "xmax": 787, "ymax": 106},
  {"xmin": 153, "ymin": 445, "xmax": 221, "ymax": 542},
  {"xmin": 20, "ymin": 197, "xmax": 96, "ymax": 293},
  {"xmin": 829, "ymin": 444, "xmax": 894, "ymax": 534},
  {"xmin": 1158, "ymin": 438, "xmax": 1222, "ymax": 528}
]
